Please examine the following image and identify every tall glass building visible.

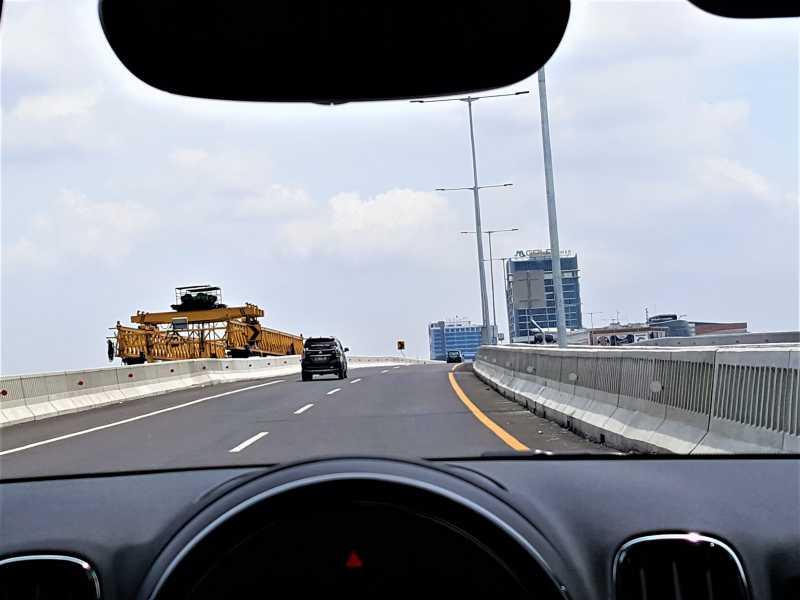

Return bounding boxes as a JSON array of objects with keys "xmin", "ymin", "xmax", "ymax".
[
  {"xmin": 506, "ymin": 249, "xmax": 583, "ymax": 341},
  {"xmin": 428, "ymin": 319, "xmax": 482, "ymax": 360}
]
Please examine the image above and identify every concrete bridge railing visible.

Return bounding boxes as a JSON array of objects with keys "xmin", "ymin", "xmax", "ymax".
[{"xmin": 474, "ymin": 345, "xmax": 799, "ymax": 454}]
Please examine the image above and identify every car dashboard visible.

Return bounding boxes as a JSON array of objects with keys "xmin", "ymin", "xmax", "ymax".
[{"xmin": 0, "ymin": 456, "xmax": 798, "ymax": 599}]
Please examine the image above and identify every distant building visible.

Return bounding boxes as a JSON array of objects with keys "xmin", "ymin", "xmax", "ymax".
[
  {"xmin": 647, "ymin": 314, "xmax": 695, "ymax": 337},
  {"xmin": 566, "ymin": 329, "xmax": 590, "ymax": 345},
  {"xmin": 428, "ymin": 318, "xmax": 482, "ymax": 360},
  {"xmin": 506, "ymin": 249, "xmax": 582, "ymax": 342},
  {"xmin": 693, "ymin": 321, "xmax": 748, "ymax": 336},
  {"xmin": 590, "ymin": 324, "xmax": 668, "ymax": 346}
]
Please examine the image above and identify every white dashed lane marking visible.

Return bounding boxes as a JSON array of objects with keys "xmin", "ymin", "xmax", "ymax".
[
  {"xmin": 350, "ymin": 378, "xmax": 362, "ymax": 384},
  {"xmin": 294, "ymin": 403, "xmax": 314, "ymax": 414},
  {"xmin": 229, "ymin": 431, "xmax": 269, "ymax": 453},
  {"xmin": 381, "ymin": 369, "xmax": 390, "ymax": 374},
  {"xmin": 326, "ymin": 388, "xmax": 341, "ymax": 396}
]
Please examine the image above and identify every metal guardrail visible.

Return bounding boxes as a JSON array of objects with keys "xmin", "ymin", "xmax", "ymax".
[{"xmin": 474, "ymin": 345, "xmax": 799, "ymax": 453}]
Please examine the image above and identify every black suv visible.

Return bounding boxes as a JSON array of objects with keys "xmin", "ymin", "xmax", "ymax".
[
  {"xmin": 301, "ymin": 337, "xmax": 349, "ymax": 381},
  {"xmin": 446, "ymin": 350, "xmax": 464, "ymax": 363}
]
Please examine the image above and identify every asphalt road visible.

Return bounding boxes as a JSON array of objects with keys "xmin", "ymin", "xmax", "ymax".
[{"xmin": 0, "ymin": 363, "xmax": 606, "ymax": 479}]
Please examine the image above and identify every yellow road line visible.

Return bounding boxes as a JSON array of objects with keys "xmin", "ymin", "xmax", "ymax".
[{"xmin": 448, "ymin": 364, "xmax": 529, "ymax": 452}]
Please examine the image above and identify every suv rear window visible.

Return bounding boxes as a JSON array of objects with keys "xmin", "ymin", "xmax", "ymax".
[{"xmin": 306, "ymin": 338, "xmax": 336, "ymax": 349}]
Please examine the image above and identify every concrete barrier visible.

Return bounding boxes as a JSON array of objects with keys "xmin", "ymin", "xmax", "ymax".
[
  {"xmin": 570, "ymin": 351, "xmax": 621, "ymax": 443},
  {"xmin": 785, "ymin": 350, "xmax": 800, "ymax": 452},
  {"xmin": 0, "ymin": 355, "xmax": 441, "ymax": 429},
  {"xmin": 20, "ymin": 371, "xmax": 67, "ymax": 420},
  {"xmin": 601, "ymin": 352, "xmax": 664, "ymax": 452},
  {"xmin": 0, "ymin": 376, "xmax": 34, "ymax": 426},
  {"xmin": 117, "ymin": 364, "xmax": 161, "ymax": 400},
  {"xmin": 61, "ymin": 368, "xmax": 121, "ymax": 411},
  {"xmin": 635, "ymin": 331, "xmax": 800, "ymax": 347},
  {"xmin": 695, "ymin": 348, "xmax": 798, "ymax": 453},
  {"xmin": 649, "ymin": 349, "xmax": 715, "ymax": 453},
  {"xmin": 474, "ymin": 344, "xmax": 799, "ymax": 454}
]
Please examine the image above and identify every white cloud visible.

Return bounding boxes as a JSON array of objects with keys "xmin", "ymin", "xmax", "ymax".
[
  {"xmin": 278, "ymin": 189, "xmax": 458, "ymax": 262},
  {"xmin": 168, "ymin": 148, "xmax": 209, "ymax": 168},
  {"xmin": 0, "ymin": 1, "xmax": 105, "ymax": 86},
  {"xmin": 12, "ymin": 88, "xmax": 101, "ymax": 121},
  {"xmin": 695, "ymin": 157, "xmax": 770, "ymax": 202},
  {"xmin": 168, "ymin": 147, "xmax": 273, "ymax": 194},
  {"xmin": 5, "ymin": 190, "xmax": 159, "ymax": 269},
  {"xmin": 2, "ymin": 86, "xmax": 117, "ymax": 155},
  {"xmin": 237, "ymin": 185, "xmax": 313, "ymax": 218}
]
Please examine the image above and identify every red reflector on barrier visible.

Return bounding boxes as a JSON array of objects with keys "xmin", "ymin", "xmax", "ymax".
[
  {"xmin": 78, "ymin": 380, "xmax": 84, "ymax": 386},
  {"xmin": 128, "ymin": 373, "xmax": 134, "ymax": 378},
  {"xmin": 0, "ymin": 389, "xmax": 7, "ymax": 396}
]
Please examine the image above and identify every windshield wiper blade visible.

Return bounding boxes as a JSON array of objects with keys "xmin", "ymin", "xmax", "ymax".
[
  {"xmin": 481, "ymin": 449, "xmax": 555, "ymax": 457},
  {"xmin": 477, "ymin": 449, "xmax": 624, "ymax": 458}
]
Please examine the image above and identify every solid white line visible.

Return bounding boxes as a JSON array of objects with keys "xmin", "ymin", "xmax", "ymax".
[
  {"xmin": 392, "ymin": 366, "xmax": 400, "ymax": 369},
  {"xmin": 326, "ymin": 388, "xmax": 341, "ymax": 396},
  {"xmin": 228, "ymin": 431, "xmax": 268, "ymax": 453},
  {"xmin": 350, "ymin": 378, "xmax": 362, "ymax": 384},
  {"xmin": 381, "ymin": 369, "xmax": 390, "ymax": 374},
  {"xmin": 294, "ymin": 403, "xmax": 314, "ymax": 414},
  {"xmin": 0, "ymin": 380, "xmax": 286, "ymax": 458}
]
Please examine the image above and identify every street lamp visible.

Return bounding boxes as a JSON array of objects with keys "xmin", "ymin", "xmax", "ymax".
[
  {"xmin": 483, "ymin": 255, "xmax": 515, "ymax": 344},
  {"xmin": 436, "ymin": 183, "xmax": 513, "ymax": 192},
  {"xmin": 535, "ymin": 68, "xmax": 567, "ymax": 348},
  {"xmin": 461, "ymin": 227, "xmax": 519, "ymax": 344},
  {"xmin": 584, "ymin": 310, "xmax": 604, "ymax": 330},
  {"xmin": 413, "ymin": 90, "xmax": 529, "ymax": 345}
]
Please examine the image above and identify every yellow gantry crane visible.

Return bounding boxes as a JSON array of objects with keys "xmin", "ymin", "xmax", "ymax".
[{"xmin": 109, "ymin": 286, "xmax": 303, "ymax": 364}]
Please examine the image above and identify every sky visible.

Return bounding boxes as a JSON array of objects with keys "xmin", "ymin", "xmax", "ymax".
[{"xmin": 1, "ymin": 0, "xmax": 798, "ymax": 375}]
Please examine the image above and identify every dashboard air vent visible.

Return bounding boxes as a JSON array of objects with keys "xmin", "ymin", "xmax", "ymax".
[
  {"xmin": 0, "ymin": 555, "xmax": 100, "ymax": 600},
  {"xmin": 614, "ymin": 533, "xmax": 749, "ymax": 600}
]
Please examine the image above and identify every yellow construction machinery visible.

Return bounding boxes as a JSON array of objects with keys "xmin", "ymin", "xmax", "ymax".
[{"xmin": 110, "ymin": 286, "xmax": 303, "ymax": 364}]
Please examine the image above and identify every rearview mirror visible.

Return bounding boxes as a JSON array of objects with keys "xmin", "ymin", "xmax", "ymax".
[
  {"xmin": 99, "ymin": 0, "xmax": 570, "ymax": 104},
  {"xmin": 687, "ymin": 0, "xmax": 799, "ymax": 18}
]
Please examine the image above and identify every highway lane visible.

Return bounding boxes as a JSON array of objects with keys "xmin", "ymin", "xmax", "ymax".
[{"xmin": 0, "ymin": 363, "xmax": 606, "ymax": 478}]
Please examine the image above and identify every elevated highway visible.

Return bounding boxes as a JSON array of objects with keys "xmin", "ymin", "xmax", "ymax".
[
  {"xmin": 0, "ymin": 360, "xmax": 604, "ymax": 479},
  {"xmin": 1, "ymin": 341, "xmax": 797, "ymax": 480}
]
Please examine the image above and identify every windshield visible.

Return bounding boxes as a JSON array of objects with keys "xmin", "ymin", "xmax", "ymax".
[{"xmin": 1, "ymin": 1, "xmax": 797, "ymax": 478}]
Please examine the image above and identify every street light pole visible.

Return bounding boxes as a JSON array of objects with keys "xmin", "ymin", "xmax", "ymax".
[
  {"xmin": 486, "ymin": 255, "xmax": 515, "ymax": 344},
  {"xmin": 466, "ymin": 99, "xmax": 492, "ymax": 342},
  {"xmin": 461, "ymin": 227, "xmax": 518, "ymax": 345},
  {"xmin": 536, "ymin": 68, "xmax": 568, "ymax": 348},
  {"xmin": 413, "ymin": 90, "xmax": 529, "ymax": 346},
  {"xmin": 585, "ymin": 311, "xmax": 603, "ymax": 330},
  {"xmin": 487, "ymin": 232, "xmax": 496, "ymax": 339}
]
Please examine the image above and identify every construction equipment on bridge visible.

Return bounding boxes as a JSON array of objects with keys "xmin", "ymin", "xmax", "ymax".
[{"xmin": 110, "ymin": 285, "xmax": 303, "ymax": 364}]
